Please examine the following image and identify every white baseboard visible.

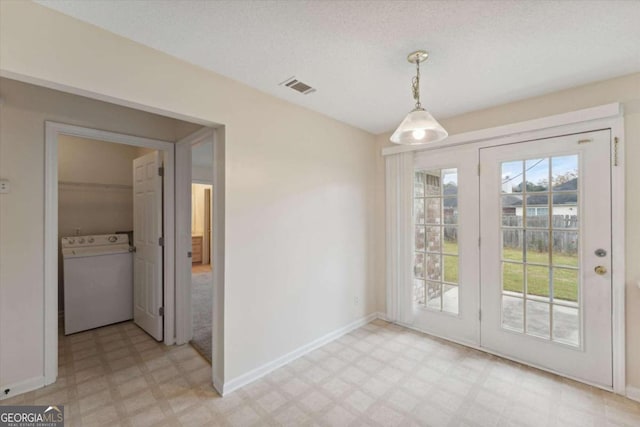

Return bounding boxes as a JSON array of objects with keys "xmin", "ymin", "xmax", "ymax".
[
  {"xmin": 221, "ymin": 312, "xmax": 379, "ymax": 395},
  {"xmin": 0, "ymin": 376, "xmax": 45, "ymax": 401},
  {"xmin": 627, "ymin": 386, "xmax": 640, "ymax": 402}
]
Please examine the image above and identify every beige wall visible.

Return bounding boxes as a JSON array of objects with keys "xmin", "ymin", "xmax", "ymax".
[
  {"xmin": 0, "ymin": 77, "xmax": 196, "ymax": 389},
  {"xmin": 0, "ymin": 1, "xmax": 377, "ymax": 390},
  {"xmin": 375, "ymin": 72, "xmax": 640, "ymax": 388}
]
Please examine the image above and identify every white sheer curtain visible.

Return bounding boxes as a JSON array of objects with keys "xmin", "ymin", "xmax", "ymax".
[{"xmin": 385, "ymin": 152, "xmax": 415, "ymax": 324}]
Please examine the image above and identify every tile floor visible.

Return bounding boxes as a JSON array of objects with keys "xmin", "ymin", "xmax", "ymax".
[{"xmin": 2, "ymin": 320, "xmax": 639, "ymax": 426}]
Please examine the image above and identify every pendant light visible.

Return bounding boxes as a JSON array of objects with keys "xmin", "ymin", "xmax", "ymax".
[{"xmin": 390, "ymin": 50, "xmax": 448, "ymax": 145}]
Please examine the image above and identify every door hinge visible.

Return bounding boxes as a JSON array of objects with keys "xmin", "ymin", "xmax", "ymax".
[
  {"xmin": 187, "ymin": 251, "xmax": 192, "ymax": 258},
  {"xmin": 614, "ymin": 137, "xmax": 619, "ymax": 166},
  {"xmin": 159, "ymin": 307, "xmax": 164, "ymax": 316},
  {"xmin": 159, "ymin": 237, "xmax": 164, "ymax": 246},
  {"xmin": 479, "ymin": 309, "xmax": 482, "ymax": 321},
  {"xmin": 478, "ymin": 236, "xmax": 481, "ymax": 247},
  {"xmin": 158, "ymin": 166, "xmax": 164, "ymax": 177},
  {"xmin": 477, "ymin": 163, "xmax": 480, "ymax": 176}
]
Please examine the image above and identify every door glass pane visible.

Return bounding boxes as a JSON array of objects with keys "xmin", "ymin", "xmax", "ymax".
[
  {"xmin": 414, "ymin": 199, "xmax": 425, "ymax": 224},
  {"xmin": 442, "ymin": 285, "xmax": 459, "ymax": 314},
  {"xmin": 426, "ymin": 281, "xmax": 441, "ymax": 310},
  {"xmin": 443, "ymin": 255, "xmax": 458, "ymax": 283},
  {"xmin": 524, "ymin": 158, "xmax": 549, "ymax": 192},
  {"xmin": 502, "ymin": 161, "xmax": 523, "ymax": 193},
  {"xmin": 444, "ymin": 226, "xmax": 458, "ymax": 254},
  {"xmin": 414, "ymin": 279, "xmax": 425, "ymax": 305},
  {"xmin": 552, "ymin": 202, "xmax": 578, "ymax": 228},
  {"xmin": 500, "ymin": 155, "xmax": 581, "ymax": 346},
  {"xmin": 526, "ymin": 265, "xmax": 550, "ymax": 300},
  {"xmin": 413, "ymin": 168, "xmax": 459, "ymax": 314},
  {"xmin": 414, "ymin": 253, "xmax": 425, "ymax": 279},
  {"xmin": 426, "ymin": 226, "xmax": 441, "ymax": 252},
  {"xmin": 502, "ymin": 229, "xmax": 523, "ymax": 261},
  {"xmin": 552, "ymin": 155, "xmax": 578, "ymax": 190},
  {"xmin": 426, "ymin": 253, "xmax": 442, "ymax": 281},
  {"xmin": 502, "ymin": 295, "xmax": 523, "ymax": 332},
  {"xmin": 552, "ymin": 268, "xmax": 578, "ymax": 303},
  {"xmin": 425, "ymin": 198, "xmax": 441, "ymax": 224},
  {"xmin": 443, "ymin": 197, "xmax": 458, "ymax": 224},
  {"xmin": 552, "ymin": 231, "xmax": 578, "ymax": 267},
  {"xmin": 526, "ymin": 300, "xmax": 550, "ymax": 339},
  {"xmin": 414, "ymin": 172, "xmax": 425, "ymax": 197},
  {"xmin": 503, "ymin": 262, "xmax": 523, "ymax": 294},
  {"xmin": 525, "ymin": 195, "xmax": 549, "ymax": 228},
  {"xmin": 425, "ymin": 171, "xmax": 441, "ymax": 196},
  {"xmin": 442, "ymin": 169, "xmax": 458, "ymax": 195},
  {"xmin": 552, "ymin": 306, "xmax": 579, "ymax": 346},
  {"xmin": 526, "ymin": 230, "xmax": 550, "ymax": 264},
  {"xmin": 502, "ymin": 195, "xmax": 523, "ymax": 227},
  {"xmin": 415, "ymin": 226, "xmax": 425, "ymax": 251}
]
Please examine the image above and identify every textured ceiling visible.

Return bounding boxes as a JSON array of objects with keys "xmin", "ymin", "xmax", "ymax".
[{"xmin": 36, "ymin": 1, "xmax": 640, "ymax": 134}]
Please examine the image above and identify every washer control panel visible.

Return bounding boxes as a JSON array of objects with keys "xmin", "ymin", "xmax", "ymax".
[{"xmin": 61, "ymin": 234, "xmax": 129, "ymax": 248}]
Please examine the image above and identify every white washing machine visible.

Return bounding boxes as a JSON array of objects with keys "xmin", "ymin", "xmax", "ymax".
[{"xmin": 62, "ymin": 234, "xmax": 133, "ymax": 335}]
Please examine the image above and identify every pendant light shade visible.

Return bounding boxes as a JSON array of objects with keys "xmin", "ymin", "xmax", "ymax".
[
  {"xmin": 390, "ymin": 50, "xmax": 448, "ymax": 145},
  {"xmin": 389, "ymin": 108, "xmax": 448, "ymax": 145}
]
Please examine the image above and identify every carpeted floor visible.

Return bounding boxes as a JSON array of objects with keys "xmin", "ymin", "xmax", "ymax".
[{"xmin": 190, "ymin": 271, "xmax": 213, "ymax": 363}]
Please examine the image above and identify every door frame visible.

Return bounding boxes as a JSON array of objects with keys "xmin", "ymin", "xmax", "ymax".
[
  {"xmin": 175, "ymin": 127, "xmax": 226, "ymax": 394},
  {"xmin": 175, "ymin": 127, "xmax": 214, "ymax": 346},
  {"xmin": 384, "ymin": 103, "xmax": 626, "ymax": 395},
  {"xmin": 44, "ymin": 121, "xmax": 176, "ymax": 385}
]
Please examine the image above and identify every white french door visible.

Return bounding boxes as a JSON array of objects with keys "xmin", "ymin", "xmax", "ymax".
[
  {"xmin": 411, "ymin": 147, "xmax": 479, "ymax": 345},
  {"xmin": 402, "ymin": 129, "xmax": 614, "ymax": 388},
  {"xmin": 479, "ymin": 130, "xmax": 612, "ymax": 387}
]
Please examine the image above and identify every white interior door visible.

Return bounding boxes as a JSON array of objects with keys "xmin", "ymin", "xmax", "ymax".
[
  {"xmin": 479, "ymin": 130, "xmax": 612, "ymax": 387},
  {"xmin": 411, "ymin": 147, "xmax": 479, "ymax": 344},
  {"xmin": 133, "ymin": 151, "xmax": 164, "ymax": 341}
]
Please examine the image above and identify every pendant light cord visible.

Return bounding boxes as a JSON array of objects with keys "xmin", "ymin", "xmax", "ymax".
[{"xmin": 412, "ymin": 54, "xmax": 422, "ymax": 110}]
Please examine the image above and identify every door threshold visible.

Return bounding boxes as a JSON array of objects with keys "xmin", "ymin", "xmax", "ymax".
[{"xmin": 390, "ymin": 320, "xmax": 615, "ymax": 394}]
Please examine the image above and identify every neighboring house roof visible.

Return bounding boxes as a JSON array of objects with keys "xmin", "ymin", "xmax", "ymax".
[{"xmin": 503, "ymin": 178, "xmax": 577, "ymax": 207}]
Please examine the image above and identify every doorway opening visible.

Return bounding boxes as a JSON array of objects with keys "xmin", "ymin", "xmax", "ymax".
[
  {"xmin": 1, "ymin": 75, "xmax": 225, "ymax": 397},
  {"xmin": 58, "ymin": 135, "xmax": 164, "ymax": 340},
  {"xmin": 190, "ymin": 183, "xmax": 214, "ymax": 361}
]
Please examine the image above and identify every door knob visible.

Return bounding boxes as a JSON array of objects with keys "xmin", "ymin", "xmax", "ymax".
[{"xmin": 594, "ymin": 266, "xmax": 607, "ymax": 275}]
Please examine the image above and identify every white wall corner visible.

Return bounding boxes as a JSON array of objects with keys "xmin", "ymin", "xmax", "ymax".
[
  {"xmin": 626, "ymin": 385, "xmax": 640, "ymax": 403},
  {"xmin": 212, "ymin": 375, "xmax": 224, "ymax": 397},
  {"xmin": 376, "ymin": 312, "xmax": 390, "ymax": 322},
  {"xmin": 222, "ymin": 312, "xmax": 379, "ymax": 395}
]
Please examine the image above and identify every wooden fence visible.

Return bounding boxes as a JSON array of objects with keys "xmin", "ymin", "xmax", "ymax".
[{"xmin": 502, "ymin": 215, "xmax": 578, "ymax": 254}]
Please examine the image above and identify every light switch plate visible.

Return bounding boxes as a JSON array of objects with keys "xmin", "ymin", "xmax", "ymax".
[{"xmin": 0, "ymin": 179, "xmax": 10, "ymax": 194}]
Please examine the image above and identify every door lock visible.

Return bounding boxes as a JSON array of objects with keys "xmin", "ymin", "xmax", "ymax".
[
  {"xmin": 594, "ymin": 266, "xmax": 607, "ymax": 275},
  {"xmin": 595, "ymin": 248, "xmax": 607, "ymax": 257}
]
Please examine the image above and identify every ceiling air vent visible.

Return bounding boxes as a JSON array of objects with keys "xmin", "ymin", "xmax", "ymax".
[{"xmin": 279, "ymin": 76, "xmax": 316, "ymax": 95}]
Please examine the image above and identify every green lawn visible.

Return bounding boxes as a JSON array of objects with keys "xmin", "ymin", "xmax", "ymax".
[{"xmin": 441, "ymin": 241, "xmax": 578, "ymax": 302}]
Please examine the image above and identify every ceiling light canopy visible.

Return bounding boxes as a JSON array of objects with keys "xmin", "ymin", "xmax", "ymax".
[{"xmin": 390, "ymin": 50, "xmax": 448, "ymax": 145}]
